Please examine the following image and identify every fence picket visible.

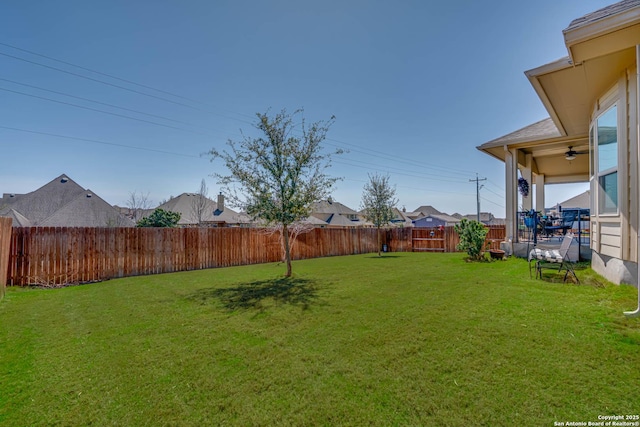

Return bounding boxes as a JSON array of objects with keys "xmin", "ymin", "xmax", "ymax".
[{"xmin": 5, "ymin": 225, "xmax": 506, "ymax": 286}]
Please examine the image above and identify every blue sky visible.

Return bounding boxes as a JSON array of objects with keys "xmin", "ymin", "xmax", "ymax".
[{"xmin": 1, "ymin": 0, "xmax": 611, "ymax": 217}]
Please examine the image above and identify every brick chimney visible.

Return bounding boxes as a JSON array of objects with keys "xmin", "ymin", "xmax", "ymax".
[{"xmin": 215, "ymin": 193, "xmax": 224, "ymax": 215}]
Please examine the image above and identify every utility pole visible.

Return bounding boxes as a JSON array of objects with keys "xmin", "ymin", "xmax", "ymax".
[{"xmin": 470, "ymin": 174, "xmax": 487, "ymax": 222}]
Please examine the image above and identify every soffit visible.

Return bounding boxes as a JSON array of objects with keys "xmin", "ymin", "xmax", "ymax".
[
  {"xmin": 477, "ymin": 119, "xmax": 589, "ymax": 183},
  {"xmin": 527, "ymin": 47, "xmax": 636, "ymax": 137}
]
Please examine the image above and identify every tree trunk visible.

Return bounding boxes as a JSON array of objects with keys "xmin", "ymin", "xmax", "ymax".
[
  {"xmin": 283, "ymin": 223, "xmax": 293, "ymax": 277},
  {"xmin": 377, "ymin": 226, "xmax": 381, "ymax": 257}
]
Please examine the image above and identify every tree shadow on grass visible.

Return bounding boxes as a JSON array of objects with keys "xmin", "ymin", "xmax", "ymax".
[{"xmin": 186, "ymin": 277, "xmax": 324, "ymax": 311}]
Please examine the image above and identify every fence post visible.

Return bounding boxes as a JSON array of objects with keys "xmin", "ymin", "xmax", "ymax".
[{"xmin": 0, "ymin": 217, "xmax": 12, "ymax": 300}]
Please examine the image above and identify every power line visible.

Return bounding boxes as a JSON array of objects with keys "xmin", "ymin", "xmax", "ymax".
[
  {"xmin": 0, "ymin": 86, "xmax": 214, "ymax": 136},
  {"xmin": 332, "ymin": 159, "xmax": 470, "ymax": 184},
  {"xmin": 0, "ymin": 50, "xmax": 255, "ymax": 126},
  {"xmin": 1, "ymin": 43, "xmax": 494, "ymax": 187},
  {"xmin": 325, "ymin": 136, "xmax": 472, "ymax": 177},
  {"xmin": 0, "ymin": 41, "xmax": 255, "ymax": 122},
  {"xmin": 481, "ymin": 196, "xmax": 505, "ymax": 209},
  {"xmin": 0, "ymin": 124, "xmax": 202, "ymax": 158},
  {"xmin": 0, "ymin": 77, "xmax": 210, "ymax": 128},
  {"xmin": 333, "ymin": 156, "xmax": 468, "ymax": 183},
  {"xmin": 0, "ymin": 45, "xmax": 479, "ymax": 180}
]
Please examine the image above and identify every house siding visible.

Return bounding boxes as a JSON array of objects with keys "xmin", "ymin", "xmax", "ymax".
[
  {"xmin": 590, "ymin": 66, "xmax": 638, "ymax": 271},
  {"xmin": 627, "ymin": 65, "xmax": 638, "ymax": 263}
]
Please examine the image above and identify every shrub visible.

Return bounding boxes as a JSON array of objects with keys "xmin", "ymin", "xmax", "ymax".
[
  {"xmin": 454, "ymin": 218, "xmax": 488, "ymax": 260},
  {"xmin": 136, "ymin": 209, "xmax": 181, "ymax": 227}
]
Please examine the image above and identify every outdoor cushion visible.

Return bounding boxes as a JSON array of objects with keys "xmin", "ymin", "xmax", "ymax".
[{"xmin": 528, "ymin": 248, "xmax": 563, "ymax": 263}]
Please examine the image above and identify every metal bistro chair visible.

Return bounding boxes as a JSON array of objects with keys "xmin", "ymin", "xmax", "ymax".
[
  {"xmin": 543, "ymin": 211, "xmax": 575, "ymax": 239},
  {"xmin": 528, "ymin": 232, "xmax": 579, "ymax": 283}
]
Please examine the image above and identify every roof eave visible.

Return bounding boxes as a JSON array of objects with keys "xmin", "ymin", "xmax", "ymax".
[
  {"xmin": 563, "ymin": 6, "xmax": 640, "ymax": 63},
  {"xmin": 524, "ymin": 58, "xmax": 574, "ymax": 137}
]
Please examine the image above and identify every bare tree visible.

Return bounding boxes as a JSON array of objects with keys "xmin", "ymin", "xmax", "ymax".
[
  {"xmin": 126, "ymin": 191, "xmax": 153, "ymax": 222},
  {"xmin": 210, "ymin": 108, "xmax": 340, "ymax": 277},
  {"xmin": 361, "ymin": 173, "xmax": 398, "ymax": 257},
  {"xmin": 191, "ymin": 179, "xmax": 209, "ymax": 225}
]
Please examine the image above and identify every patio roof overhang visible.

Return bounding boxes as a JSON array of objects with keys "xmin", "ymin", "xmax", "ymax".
[
  {"xmin": 478, "ymin": 1, "xmax": 639, "ymax": 184},
  {"xmin": 476, "ymin": 118, "xmax": 589, "ymax": 184}
]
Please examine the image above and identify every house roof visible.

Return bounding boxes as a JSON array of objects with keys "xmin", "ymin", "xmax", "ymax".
[
  {"xmin": 413, "ymin": 205, "xmax": 443, "ymax": 216},
  {"xmin": 556, "ymin": 190, "xmax": 591, "ymax": 210},
  {"xmin": 300, "ymin": 215, "xmax": 330, "ymax": 226},
  {"xmin": 156, "ymin": 193, "xmax": 248, "ymax": 225},
  {"xmin": 389, "ymin": 207, "xmax": 413, "ymax": 226},
  {"xmin": 326, "ymin": 213, "xmax": 366, "ymax": 227},
  {"xmin": 461, "ymin": 212, "xmax": 495, "ymax": 223},
  {"xmin": 477, "ymin": 1, "xmax": 640, "ymax": 185},
  {"xmin": 479, "ymin": 118, "xmax": 562, "ymax": 148},
  {"xmin": 565, "ymin": 0, "xmax": 640, "ymax": 32},
  {"xmin": 39, "ymin": 190, "xmax": 135, "ymax": 227},
  {"xmin": 4, "ymin": 208, "xmax": 32, "ymax": 227},
  {"xmin": 311, "ymin": 199, "xmax": 359, "ymax": 215},
  {"xmin": 430, "ymin": 213, "xmax": 460, "ymax": 223},
  {"xmin": 1, "ymin": 174, "xmax": 87, "ymax": 224}
]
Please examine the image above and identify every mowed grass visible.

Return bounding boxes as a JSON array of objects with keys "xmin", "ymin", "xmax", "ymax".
[{"xmin": 1, "ymin": 253, "xmax": 639, "ymax": 426}]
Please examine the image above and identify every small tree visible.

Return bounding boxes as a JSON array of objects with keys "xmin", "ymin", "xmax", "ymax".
[
  {"xmin": 209, "ymin": 108, "xmax": 340, "ymax": 277},
  {"xmin": 454, "ymin": 218, "xmax": 488, "ymax": 261},
  {"xmin": 191, "ymin": 179, "xmax": 209, "ymax": 225},
  {"xmin": 137, "ymin": 209, "xmax": 181, "ymax": 228},
  {"xmin": 126, "ymin": 190, "xmax": 152, "ymax": 222},
  {"xmin": 361, "ymin": 173, "xmax": 398, "ymax": 256}
]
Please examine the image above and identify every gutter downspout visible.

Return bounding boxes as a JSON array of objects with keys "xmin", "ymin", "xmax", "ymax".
[{"xmin": 625, "ymin": 44, "xmax": 640, "ymax": 318}]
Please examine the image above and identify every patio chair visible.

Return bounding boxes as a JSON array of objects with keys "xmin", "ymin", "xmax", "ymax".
[
  {"xmin": 543, "ymin": 211, "xmax": 575, "ymax": 239},
  {"xmin": 528, "ymin": 232, "xmax": 579, "ymax": 283}
]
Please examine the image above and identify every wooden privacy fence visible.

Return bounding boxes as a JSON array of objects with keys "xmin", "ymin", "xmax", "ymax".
[
  {"xmin": 0, "ymin": 217, "xmax": 12, "ymax": 299},
  {"xmin": 6, "ymin": 227, "xmax": 412, "ymax": 286},
  {"xmin": 412, "ymin": 225, "xmax": 505, "ymax": 252},
  {"xmin": 5, "ymin": 225, "xmax": 506, "ymax": 286}
]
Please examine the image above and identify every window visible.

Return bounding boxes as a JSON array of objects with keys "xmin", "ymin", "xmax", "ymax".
[{"xmin": 595, "ymin": 104, "xmax": 618, "ymax": 214}]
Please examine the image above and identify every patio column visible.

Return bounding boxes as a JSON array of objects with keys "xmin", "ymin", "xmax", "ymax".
[
  {"xmin": 505, "ymin": 146, "xmax": 518, "ymax": 243},
  {"xmin": 521, "ymin": 154, "xmax": 533, "ymax": 211},
  {"xmin": 535, "ymin": 174, "xmax": 545, "ymax": 215}
]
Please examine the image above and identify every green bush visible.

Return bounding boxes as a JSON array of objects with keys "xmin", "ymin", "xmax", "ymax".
[
  {"xmin": 454, "ymin": 218, "xmax": 488, "ymax": 260},
  {"xmin": 136, "ymin": 208, "xmax": 181, "ymax": 227}
]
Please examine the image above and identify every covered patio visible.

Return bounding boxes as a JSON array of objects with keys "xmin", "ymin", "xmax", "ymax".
[{"xmin": 477, "ymin": 115, "xmax": 590, "ymax": 258}]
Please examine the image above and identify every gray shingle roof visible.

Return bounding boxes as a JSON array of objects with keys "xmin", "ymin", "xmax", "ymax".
[
  {"xmin": 565, "ymin": 0, "xmax": 640, "ymax": 32},
  {"xmin": 4, "ymin": 209, "xmax": 32, "ymax": 227},
  {"xmin": 39, "ymin": 190, "xmax": 135, "ymax": 227},
  {"xmin": 480, "ymin": 118, "xmax": 562, "ymax": 148},
  {"xmin": 156, "ymin": 193, "xmax": 248, "ymax": 225},
  {"xmin": 413, "ymin": 205, "xmax": 443, "ymax": 216},
  {"xmin": 311, "ymin": 199, "xmax": 359, "ymax": 215},
  {"xmin": 2, "ymin": 174, "xmax": 86, "ymax": 224}
]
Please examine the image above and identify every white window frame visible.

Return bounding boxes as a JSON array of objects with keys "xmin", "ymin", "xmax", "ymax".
[{"xmin": 590, "ymin": 87, "xmax": 620, "ymax": 217}]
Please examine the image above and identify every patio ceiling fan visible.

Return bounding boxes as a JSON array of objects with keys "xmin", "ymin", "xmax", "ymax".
[{"xmin": 565, "ymin": 146, "xmax": 588, "ymax": 161}]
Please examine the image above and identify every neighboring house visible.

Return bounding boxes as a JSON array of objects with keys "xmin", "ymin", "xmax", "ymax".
[
  {"xmin": 404, "ymin": 211, "xmax": 426, "ymax": 221},
  {"xmin": 310, "ymin": 199, "xmax": 369, "ymax": 227},
  {"xmin": 412, "ymin": 205, "xmax": 444, "ymax": 217},
  {"xmin": 153, "ymin": 193, "xmax": 250, "ymax": 227},
  {"xmin": 413, "ymin": 213, "xmax": 460, "ymax": 228},
  {"xmin": 551, "ymin": 190, "xmax": 591, "ymax": 212},
  {"xmin": 389, "ymin": 207, "xmax": 414, "ymax": 227},
  {"xmin": 0, "ymin": 174, "xmax": 134, "ymax": 227},
  {"xmin": 460, "ymin": 212, "xmax": 505, "ymax": 226},
  {"xmin": 477, "ymin": 0, "xmax": 640, "ymax": 284}
]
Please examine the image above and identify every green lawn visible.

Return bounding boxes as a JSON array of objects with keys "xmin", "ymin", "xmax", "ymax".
[{"xmin": 1, "ymin": 253, "xmax": 638, "ymax": 426}]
